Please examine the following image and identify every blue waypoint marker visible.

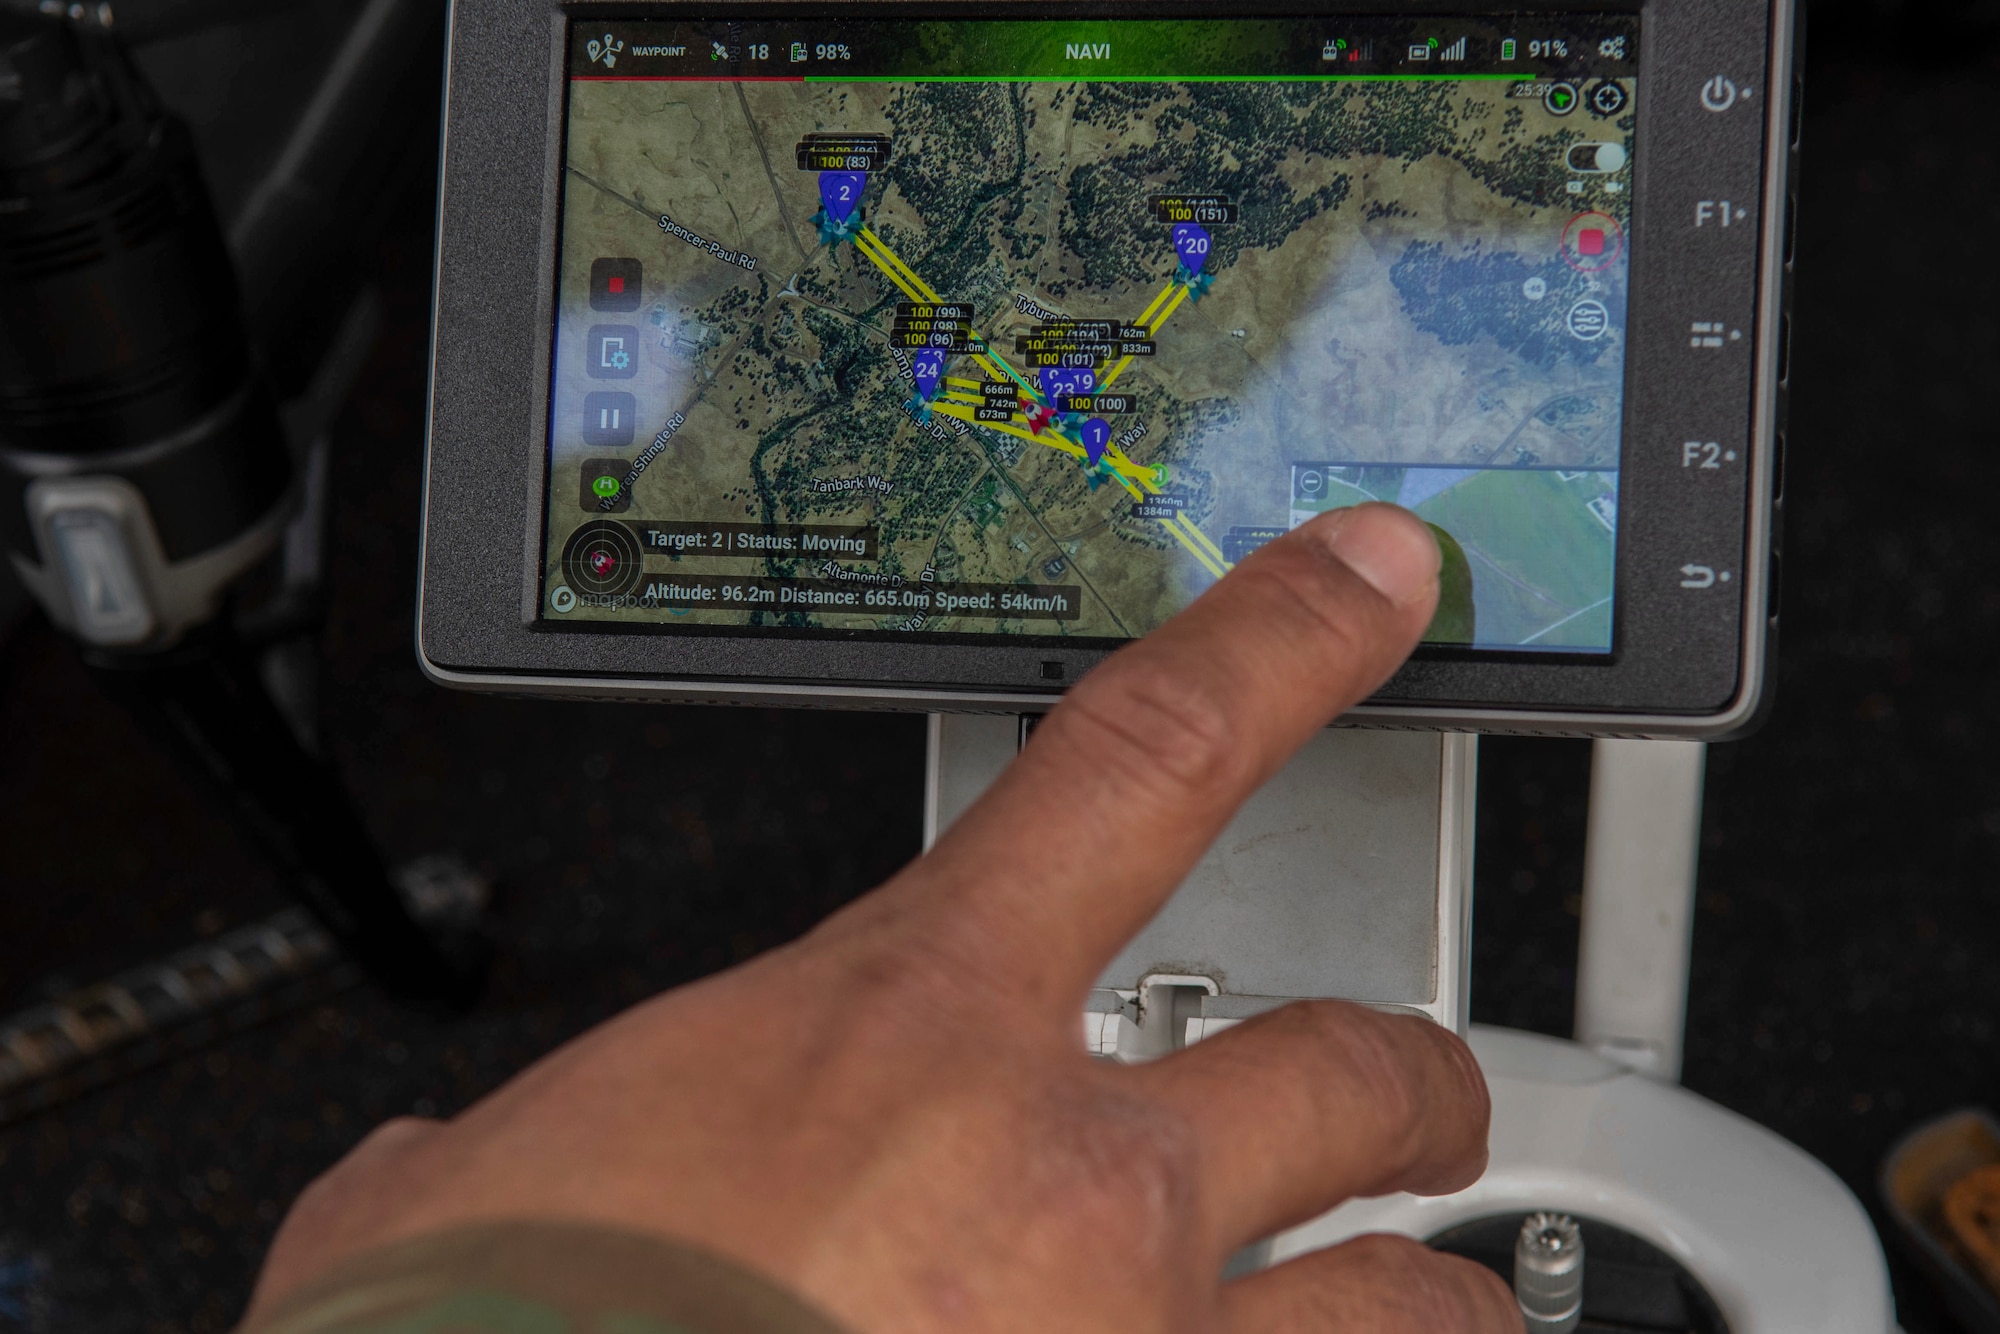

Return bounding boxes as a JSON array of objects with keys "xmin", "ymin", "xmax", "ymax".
[
  {"xmin": 1040, "ymin": 366, "xmax": 1096, "ymax": 402},
  {"xmin": 819, "ymin": 171, "xmax": 865, "ymax": 224},
  {"xmin": 912, "ymin": 348, "xmax": 944, "ymax": 401},
  {"xmin": 1082, "ymin": 418, "xmax": 1111, "ymax": 466},
  {"xmin": 1172, "ymin": 222, "xmax": 1212, "ymax": 276}
]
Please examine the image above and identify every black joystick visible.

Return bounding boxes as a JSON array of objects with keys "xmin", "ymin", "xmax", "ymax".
[{"xmin": 0, "ymin": 12, "xmax": 482, "ymax": 1006}]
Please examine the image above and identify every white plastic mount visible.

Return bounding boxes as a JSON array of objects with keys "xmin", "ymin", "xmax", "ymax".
[
  {"xmin": 922, "ymin": 717, "xmax": 1895, "ymax": 1333},
  {"xmin": 925, "ymin": 715, "xmax": 1475, "ymax": 1035},
  {"xmin": 1278, "ymin": 1026, "xmax": 1895, "ymax": 1334}
]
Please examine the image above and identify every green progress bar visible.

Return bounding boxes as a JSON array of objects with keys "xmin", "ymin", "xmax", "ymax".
[{"xmin": 804, "ymin": 74, "xmax": 1522, "ymax": 83}]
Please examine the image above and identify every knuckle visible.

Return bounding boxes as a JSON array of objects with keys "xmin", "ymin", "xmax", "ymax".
[
  {"xmin": 1291, "ymin": 1003, "xmax": 1430, "ymax": 1130},
  {"xmin": 1435, "ymin": 1028, "xmax": 1494, "ymax": 1128},
  {"xmin": 1250, "ymin": 1002, "xmax": 1490, "ymax": 1186}
]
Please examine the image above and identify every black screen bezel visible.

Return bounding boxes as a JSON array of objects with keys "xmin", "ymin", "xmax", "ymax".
[{"xmin": 419, "ymin": 0, "xmax": 1791, "ymax": 735}]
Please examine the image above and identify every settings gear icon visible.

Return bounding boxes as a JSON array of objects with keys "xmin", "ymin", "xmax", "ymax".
[{"xmin": 588, "ymin": 327, "xmax": 640, "ymax": 379}]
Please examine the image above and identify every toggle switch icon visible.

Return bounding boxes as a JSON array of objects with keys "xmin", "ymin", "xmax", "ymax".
[{"xmin": 1565, "ymin": 142, "xmax": 1629, "ymax": 174}]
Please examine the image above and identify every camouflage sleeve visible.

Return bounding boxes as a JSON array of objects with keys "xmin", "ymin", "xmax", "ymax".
[{"xmin": 238, "ymin": 1221, "xmax": 853, "ymax": 1334}]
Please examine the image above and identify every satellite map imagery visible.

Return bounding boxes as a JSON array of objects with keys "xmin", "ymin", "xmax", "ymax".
[{"xmin": 541, "ymin": 19, "xmax": 1637, "ymax": 653}]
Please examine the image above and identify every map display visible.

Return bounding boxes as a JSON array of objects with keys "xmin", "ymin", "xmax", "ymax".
[{"xmin": 541, "ymin": 18, "xmax": 1639, "ymax": 653}]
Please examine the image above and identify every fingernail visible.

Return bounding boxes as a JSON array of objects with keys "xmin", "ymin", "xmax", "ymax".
[{"xmin": 1316, "ymin": 504, "xmax": 1440, "ymax": 606}]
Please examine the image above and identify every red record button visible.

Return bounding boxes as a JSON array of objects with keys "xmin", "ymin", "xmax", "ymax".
[{"xmin": 1561, "ymin": 211, "xmax": 1626, "ymax": 273}]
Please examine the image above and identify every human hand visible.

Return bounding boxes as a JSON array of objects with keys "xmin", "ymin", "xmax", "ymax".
[{"xmin": 245, "ymin": 503, "xmax": 1517, "ymax": 1333}]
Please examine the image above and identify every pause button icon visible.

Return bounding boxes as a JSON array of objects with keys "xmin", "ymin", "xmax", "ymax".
[{"xmin": 582, "ymin": 391, "xmax": 637, "ymax": 447}]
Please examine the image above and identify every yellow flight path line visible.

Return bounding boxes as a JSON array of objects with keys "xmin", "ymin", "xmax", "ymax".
[
  {"xmin": 857, "ymin": 225, "xmax": 941, "ymax": 301},
  {"xmin": 1165, "ymin": 522, "xmax": 1228, "ymax": 579},
  {"xmin": 845, "ymin": 233, "xmax": 1019, "ymax": 430},
  {"xmin": 1106, "ymin": 470, "xmax": 1144, "ymax": 501},
  {"xmin": 863, "ymin": 227, "xmax": 1176, "ymax": 419},
  {"xmin": 855, "ymin": 226, "xmax": 1154, "ymax": 509},
  {"xmin": 1175, "ymin": 513, "xmax": 1232, "ymax": 569},
  {"xmin": 1100, "ymin": 280, "xmax": 1198, "ymax": 391},
  {"xmin": 849, "ymin": 233, "xmax": 1015, "ymax": 390},
  {"xmin": 945, "ymin": 376, "xmax": 985, "ymax": 389},
  {"xmin": 971, "ymin": 343, "xmax": 1036, "ymax": 398},
  {"xmin": 969, "ymin": 345, "xmax": 1034, "ymax": 399},
  {"xmin": 968, "ymin": 351, "xmax": 1010, "ymax": 385},
  {"xmin": 1152, "ymin": 284, "xmax": 1194, "ymax": 332},
  {"xmin": 929, "ymin": 402, "xmax": 1083, "ymax": 455},
  {"xmin": 855, "ymin": 226, "xmax": 1047, "ymax": 400},
  {"xmin": 850, "ymin": 229, "xmax": 911, "ymax": 288},
  {"xmin": 852, "ymin": 232, "xmax": 926, "ymax": 304},
  {"xmin": 1132, "ymin": 281, "xmax": 1177, "ymax": 328},
  {"xmin": 1104, "ymin": 448, "xmax": 1158, "ymax": 491},
  {"xmin": 1097, "ymin": 293, "xmax": 1168, "ymax": 390},
  {"xmin": 1182, "ymin": 522, "xmax": 1231, "ymax": 569},
  {"xmin": 1093, "ymin": 279, "xmax": 1203, "ymax": 493},
  {"xmin": 1097, "ymin": 445, "xmax": 1167, "ymax": 497},
  {"xmin": 928, "ymin": 403, "xmax": 1134, "ymax": 501}
]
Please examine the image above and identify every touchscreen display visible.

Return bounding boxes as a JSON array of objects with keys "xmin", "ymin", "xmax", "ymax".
[{"xmin": 542, "ymin": 17, "xmax": 1638, "ymax": 653}]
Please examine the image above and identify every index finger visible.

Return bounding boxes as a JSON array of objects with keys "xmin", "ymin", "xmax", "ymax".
[{"xmin": 872, "ymin": 504, "xmax": 1440, "ymax": 1013}]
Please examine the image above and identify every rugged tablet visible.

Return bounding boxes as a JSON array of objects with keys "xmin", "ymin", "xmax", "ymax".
[{"xmin": 420, "ymin": 0, "xmax": 1797, "ymax": 736}]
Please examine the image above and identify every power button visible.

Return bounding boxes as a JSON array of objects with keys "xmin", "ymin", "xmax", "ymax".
[{"xmin": 1701, "ymin": 75, "xmax": 1742, "ymax": 113}]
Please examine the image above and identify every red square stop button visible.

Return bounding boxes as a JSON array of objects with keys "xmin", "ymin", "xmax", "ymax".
[{"xmin": 589, "ymin": 258, "xmax": 643, "ymax": 311}]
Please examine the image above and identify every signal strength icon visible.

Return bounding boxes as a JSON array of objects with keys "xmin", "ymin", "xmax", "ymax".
[{"xmin": 1439, "ymin": 35, "xmax": 1469, "ymax": 61}]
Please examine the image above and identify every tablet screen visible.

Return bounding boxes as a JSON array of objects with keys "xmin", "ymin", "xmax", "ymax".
[{"xmin": 541, "ymin": 17, "xmax": 1638, "ymax": 653}]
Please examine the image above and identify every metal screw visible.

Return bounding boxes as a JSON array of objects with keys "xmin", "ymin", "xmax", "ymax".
[{"xmin": 1514, "ymin": 1212, "xmax": 1585, "ymax": 1334}]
